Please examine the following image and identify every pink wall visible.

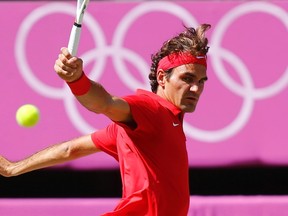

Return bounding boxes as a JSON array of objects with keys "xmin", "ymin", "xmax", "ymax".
[
  {"xmin": 1, "ymin": 1, "xmax": 287, "ymax": 169},
  {"xmin": 2, "ymin": 197, "xmax": 288, "ymax": 216}
]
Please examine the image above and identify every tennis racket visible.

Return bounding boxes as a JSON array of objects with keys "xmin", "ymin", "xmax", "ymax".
[{"xmin": 67, "ymin": 0, "xmax": 90, "ymax": 56}]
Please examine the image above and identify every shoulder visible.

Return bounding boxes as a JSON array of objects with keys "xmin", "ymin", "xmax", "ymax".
[
  {"xmin": 123, "ymin": 89, "xmax": 162, "ymax": 110},
  {"xmin": 120, "ymin": 90, "xmax": 168, "ymax": 129}
]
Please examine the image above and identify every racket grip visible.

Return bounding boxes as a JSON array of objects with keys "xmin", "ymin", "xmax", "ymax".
[{"xmin": 68, "ymin": 23, "xmax": 82, "ymax": 56}]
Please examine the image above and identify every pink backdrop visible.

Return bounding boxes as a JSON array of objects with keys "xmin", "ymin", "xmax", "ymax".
[
  {"xmin": 2, "ymin": 196, "xmax": 288, "ymax": 216},
  {"xmin": 1, "ymin": 1, "xmax": 287, "ymax": 169}
]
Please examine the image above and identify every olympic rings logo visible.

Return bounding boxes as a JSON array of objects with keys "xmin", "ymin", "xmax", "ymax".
[{"xmin": 15, "ymin": 2, "xmax": 288, "ymax": 143}]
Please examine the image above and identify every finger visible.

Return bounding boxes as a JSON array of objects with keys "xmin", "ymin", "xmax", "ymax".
[
  {"xmin": 54, "ymin": 65, "xmax": 74, "ymax": 80},
  {"xmin": 55, "ymin": 59, "xmax": 75, "ymax": 74},
  {"xmin": 73, "ymin": 58, "xmax": 83, "ymax": 68},
  {"xmin": 58, "ymin": 54, "xmax": 77, "ymax": 69},
  {"xmin": 61, "ymin": 47, "xmax": 73, "ymax": 59},
  {"xmin": 60, "ymin": 48, "xmax": 81, "ymax": 67}
]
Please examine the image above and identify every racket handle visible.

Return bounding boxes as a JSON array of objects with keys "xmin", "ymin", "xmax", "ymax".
[{"xmin": 68, "ymin": 23, "xmax": 82, "ymax": 56}]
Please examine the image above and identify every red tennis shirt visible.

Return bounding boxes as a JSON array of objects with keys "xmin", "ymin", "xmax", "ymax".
[{"xmin": 91, "ymin": 89, "xmax": 189, "ymax": 216}]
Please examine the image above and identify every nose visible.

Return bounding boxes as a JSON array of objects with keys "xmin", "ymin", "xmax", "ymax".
[{"xmin": 190, "ymin": 83, "xmax": 199, "ymax": 92}]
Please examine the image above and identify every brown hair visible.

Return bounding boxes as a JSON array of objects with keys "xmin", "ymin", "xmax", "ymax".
[{"xmin": 149, "ymin": 24, "xmax": 211, "ymax": 93}]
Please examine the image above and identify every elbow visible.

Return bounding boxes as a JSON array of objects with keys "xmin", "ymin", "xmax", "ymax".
[
  {"xmin": 61, "ymin": 143, "xmax": 75, "ymax": 159},
  {"xmin": 86, "ymin": 105, "xmax": 104, "ymax": 114},
  {"xmin": 76, "ymin": 100, "xmax": 107, "ymax": 115},
  {"xmin": 76, "ymin": 94, "xmax": 113, "ymax": 115},
  {"xmin": 61, "ymin": 140, "xmax": 83, "ymax": 160}
]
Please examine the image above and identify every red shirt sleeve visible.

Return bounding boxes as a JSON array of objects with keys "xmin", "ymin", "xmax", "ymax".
[{"xmin": 91, "ymin": 123, "xmax": 119, "ymax": 161}]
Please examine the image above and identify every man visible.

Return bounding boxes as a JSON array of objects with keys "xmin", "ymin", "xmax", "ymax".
[{"xmin": 0, "ymin": 24, "xmax": 210, "ymax": 215}]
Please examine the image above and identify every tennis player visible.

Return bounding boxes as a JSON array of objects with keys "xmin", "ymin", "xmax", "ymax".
[{"xmin": 0, "ymin": 24, "xmax": 210, "ymax": 216}]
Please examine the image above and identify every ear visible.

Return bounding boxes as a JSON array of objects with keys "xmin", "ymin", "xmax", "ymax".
[{"xmin": 157, "ymin": 69, "xmax": 166, "ymax": 88}]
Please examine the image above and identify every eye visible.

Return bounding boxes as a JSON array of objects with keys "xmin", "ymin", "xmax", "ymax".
[
  {"xmin": 199, "ymin": 79, "xmax": 205, "ymax": 85},
  {"xmin": 199, "ymin": 77, "xmax": 208, "ymax": 85},
  {"xmin": 182, "ymin": 76, "xmax": 194, "ymax": 83}
]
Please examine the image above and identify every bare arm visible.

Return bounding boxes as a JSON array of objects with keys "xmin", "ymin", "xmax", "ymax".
[
  {"xmin": 0, "ymin": 135, "xmax": 100, "ymax": 177},
  {"xmin": 54, "ymin": 48, "xmax": 132, "ymax": 123}
]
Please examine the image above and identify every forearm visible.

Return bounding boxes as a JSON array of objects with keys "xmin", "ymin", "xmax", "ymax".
[
  {"xmin": 8, "ymin": 143, "xmax": 71, "ymax": 177},
  {"xmin": 4, "ymin": 135, "xmax": 99, "ymax": 177},
  {"xmin": 70, "ymin": 76, "xmax": 132, "ymax": 122},
  {"xmin": 75, "ymin": 79, "xmax": 114, "ymax": 114}
]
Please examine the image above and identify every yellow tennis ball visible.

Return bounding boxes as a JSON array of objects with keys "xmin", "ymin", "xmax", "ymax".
[{"xmin": 16, "ymin": 104, "xmax": 40, "ymax": 127}]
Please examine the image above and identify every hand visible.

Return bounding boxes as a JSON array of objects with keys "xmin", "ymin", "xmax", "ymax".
[
  {"xmin": 0, "ymin": 156, "xmax": 13, "ymax": 177},
  {"xmin": 54, "ymin": 47, "xmax": 84, "ymax": 83}
]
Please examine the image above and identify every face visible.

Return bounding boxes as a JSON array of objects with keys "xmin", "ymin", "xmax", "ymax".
[{"xmin": 157, "ymin": 64, "xmax": 208, "ymax": 113}]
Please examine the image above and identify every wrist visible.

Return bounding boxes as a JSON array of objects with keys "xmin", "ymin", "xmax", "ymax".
[
  {"xmin": 6, "ymin": 162, "xmax": 18, "ymax": 177},
  {"xmin": 66, "ymin": 72, "xmax": 91, "ymax": 96}
]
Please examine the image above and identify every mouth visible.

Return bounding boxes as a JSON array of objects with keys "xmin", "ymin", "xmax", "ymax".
[
  {"xmin": 185, "ymin": 96, "xmax": 199, "ymax": 102},
  {"xmin": 181, "ymin": 96, "xmax": 199, "ymax": 112}
]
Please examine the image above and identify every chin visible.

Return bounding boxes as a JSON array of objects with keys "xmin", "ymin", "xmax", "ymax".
[
  {"xmin": 185, "ymin": 108, "xmax": 196, "ymax": 113},
  {"xmin": 181, "ymin": 105, "xmax": 196, "ymax": 113}
]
